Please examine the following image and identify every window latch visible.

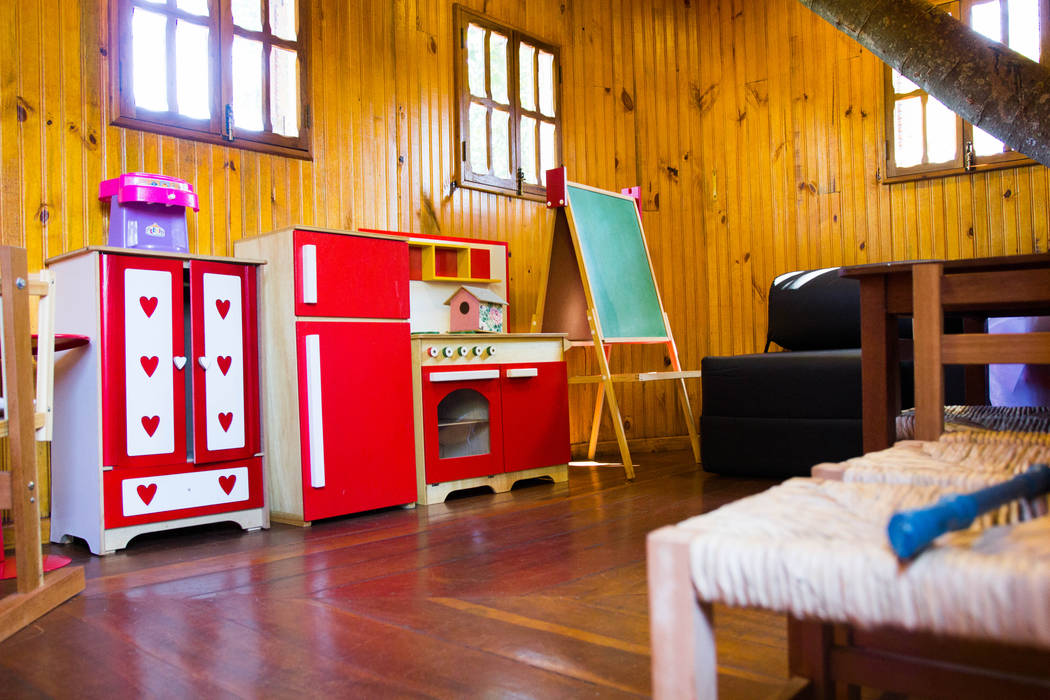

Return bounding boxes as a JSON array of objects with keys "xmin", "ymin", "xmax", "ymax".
[
  {"xmin": 224, "ymin": 104, "xmax": 235, "ymax": 141},
  {"xmin": 516, "ymin": 168, "xmax": 524, "ymax": 195},
  {"xmin": 964, "ymin": 140, "xmax": 975, "ymax": 171}
]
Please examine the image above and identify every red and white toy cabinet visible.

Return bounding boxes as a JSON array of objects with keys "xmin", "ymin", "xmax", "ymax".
[
  {"xmin": 233, "ymin": 227, "xmax": 417, "ymax": 525},
  {"xmin": 48, "ymin": 248, "xmax": 266, "ymax": 555}
]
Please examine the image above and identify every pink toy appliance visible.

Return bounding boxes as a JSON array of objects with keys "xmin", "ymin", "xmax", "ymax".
[{"xmin": 99, "ymin": 172, "xmax": 198, "ymax": 253}]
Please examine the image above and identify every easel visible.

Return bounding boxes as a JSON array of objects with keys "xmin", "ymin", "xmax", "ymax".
[
  {"xmin": 0, "ymin": 246, "xmax": 84, "ymax": 643},
  {"xmin": 532, "ymin": 168, "xmax": 700, "ymax": 479}
]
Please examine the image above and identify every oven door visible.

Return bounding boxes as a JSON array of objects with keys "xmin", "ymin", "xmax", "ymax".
[{"xmin": 421, "ymin": 366, "xmax": 504, "ymax": 484}]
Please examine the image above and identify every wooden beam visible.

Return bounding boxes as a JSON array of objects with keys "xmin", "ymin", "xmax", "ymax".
[
  {"xmin": 942, "ymin": 332, "xmax": 1050, "ymax": 365},
  {"xmin": 569, "ymin": 370, "xmax": 702, "ymax": 385},
  {"xmin": 0, "ymin": 567, "xmax": 86, "ymax": 644}
]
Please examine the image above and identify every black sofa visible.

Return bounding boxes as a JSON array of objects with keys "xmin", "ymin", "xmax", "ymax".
[{"xmin": 700, "ymin": 267, "xmax": 963, "ymax": 478}]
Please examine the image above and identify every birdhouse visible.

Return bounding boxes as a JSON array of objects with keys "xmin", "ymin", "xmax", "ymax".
[{"xmin": 445, "ymin": 285, "xmax": 508, "ymax": 333}]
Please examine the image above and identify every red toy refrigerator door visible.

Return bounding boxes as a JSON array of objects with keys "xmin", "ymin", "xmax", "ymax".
[
  {"xmin": 293, "ymin": 230, "xmax": 409, "ymax": 320},
  {"xmin": 189, "ymin": 261, "xmax": 260, "ymax": 464},
  {"xmin": 101, "ymin": 254, "xmax": 187, "ymax": 469},
  {"xmin": 500, "ymin": 362, "xmax": 571, "ymax": 472},
  {"xmin": 296, "ymin": 320, "xmax": 416, "ymax": 521},
  {"xmin": 421, "ymin": 365, "xmax": 504, "ymax": 484}
]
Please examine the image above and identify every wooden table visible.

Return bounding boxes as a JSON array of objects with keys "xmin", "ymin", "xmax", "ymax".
[{"xmin": 840, "ymin": 253, "xmax": 1050, "ymax": 452}]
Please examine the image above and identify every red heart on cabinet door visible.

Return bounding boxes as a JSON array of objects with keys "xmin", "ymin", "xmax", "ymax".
[
  {"xmin": 215, "ymin": 299, "xmax": 231, "ymax": 319},
  {"xmin": 216, "ymin": 355, "xmax": 232, "ymax": 375},
  {"xmin": 137, "ymin": 483, "xmax": 157, "ymax": 505},
  {"xmin": 141, "ymin": 415, "xmax": 160, "ymax": 437},
  {"xmin": 140, "ymin": 296, "xmax": 159, "ymax": 317},
  {"xmin": 218, "ymin": 475, "xmax": 236, "ymax": 495},
  {"xmin": 218, "ymin": 412, "xmax": 233, "ymax": 431},
  {"xmin": 140, "ymin": 355, "xmax": 159, "ymax": 377}
]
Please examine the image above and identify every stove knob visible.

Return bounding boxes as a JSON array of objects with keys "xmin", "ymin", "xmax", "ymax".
[
  {"xmin": 486, "ymin": 345, "xmax": 497, "ymax": 356},
  {"xmin": 442, "ymin": 347, "xmax": 454, "ymax": 358},
  {"xmin": 426, "ymin": 346, "xmax": 439, "ymax": 358},
  {"xmin": 472, "ymin": 345, "xmax": 484, "ymax": 357},
  {"xmin": 457, "ymin": 346, "xmax": 469, "ymax": 357}
]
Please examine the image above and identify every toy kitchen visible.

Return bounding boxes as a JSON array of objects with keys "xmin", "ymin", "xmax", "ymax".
[
  {"xmin": 233, "ymin": 227, "xmax": 570, "ymax": 525},
  {"xmin": 404, "ymin": 233, "xmax": 571, "ymax": 505}
]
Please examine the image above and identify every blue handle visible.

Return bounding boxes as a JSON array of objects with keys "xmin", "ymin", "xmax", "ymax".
[{"xmin": 887, "ymin": 463, "xmax": 1050, "ymax": 559}]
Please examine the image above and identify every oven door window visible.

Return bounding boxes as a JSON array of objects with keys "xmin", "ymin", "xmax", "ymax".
[{"xmin": 437, "ymin": 389, "xmax": 490, "ymax": 458}]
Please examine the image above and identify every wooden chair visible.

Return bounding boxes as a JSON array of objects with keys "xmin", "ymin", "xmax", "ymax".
[
  {"xmin": 0, "ymin": 246, "xmax": 84, "ymax": 643},
  {"xmin": 912, "ymin": 260, "xmax": 1050, "ymax": 441}
]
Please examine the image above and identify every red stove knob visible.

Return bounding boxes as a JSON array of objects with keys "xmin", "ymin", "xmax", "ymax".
[{"xmin": 426, "ymin": 346, "xmax": 439, "ymax": 358}]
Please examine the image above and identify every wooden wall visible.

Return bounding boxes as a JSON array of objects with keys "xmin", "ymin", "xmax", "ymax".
[{"xmin": 1, "ymin": 0, "xmax": 1048, "ymax": 491}]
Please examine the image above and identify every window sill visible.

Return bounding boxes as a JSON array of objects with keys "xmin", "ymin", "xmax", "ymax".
[
  {"xmin": 111, "ymin": 116, "xmax": 313, "ymax": 161},
  {"xmin": 882, "ymin": 155, "xmax": 1038, "ymax": 184},
  {"xmin": 454, "ymin": 178, "xmax": 548, "ymax": 203}
]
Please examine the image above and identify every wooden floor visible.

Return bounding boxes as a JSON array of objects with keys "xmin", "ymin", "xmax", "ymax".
[{"xmin": 1, "ymin": 450, "xmax": 793, "ymax": 699}]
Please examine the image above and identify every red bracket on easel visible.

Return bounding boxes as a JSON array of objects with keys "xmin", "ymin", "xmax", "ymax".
[
  {"xmin": 545, "ymin": 167, "xmax": 567, "ymax": 208},
  {"xmin": 620, "ymin": 186, "xmax": 642, "ymax": 220}
]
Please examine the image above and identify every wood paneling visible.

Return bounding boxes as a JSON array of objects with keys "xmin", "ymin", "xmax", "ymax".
[{"xmin": 0, "ymin": 0, "xmax": 1047, "ymax": 528}]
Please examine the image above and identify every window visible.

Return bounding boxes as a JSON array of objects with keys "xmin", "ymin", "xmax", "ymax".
[
  {"xmin": 453, "ymin": 7, "xmax": 561, "ymax": 197},
  {"xmin": 884, "ymin": 0, "xmax": 1047, "ymax": 181},
  {"xmin": 110, "ymin": 0, "xmax": 310, "ymax": 157}
]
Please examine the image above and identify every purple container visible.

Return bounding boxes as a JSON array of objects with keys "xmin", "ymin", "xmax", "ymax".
[{"xmin": 99, "ymin": 173, "xmax": 199, "ymax": 252}]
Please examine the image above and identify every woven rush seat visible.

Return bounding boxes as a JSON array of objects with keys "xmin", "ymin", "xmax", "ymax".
[
  {"xmin": 812, "ymin": 430, "xmax": 1050, "ymax": 520},
  {"xmin": 674, "ymin": 478, "xmax": 1050, "ymax": 648},
  {"xmin": 896, "ymin": 404, "xmax": 1050, "ymax": 440}
]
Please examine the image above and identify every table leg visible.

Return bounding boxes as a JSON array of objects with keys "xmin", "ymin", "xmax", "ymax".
[{"xmin": 859, "ymin": 277, "xmax": 899, "ymax": 452}]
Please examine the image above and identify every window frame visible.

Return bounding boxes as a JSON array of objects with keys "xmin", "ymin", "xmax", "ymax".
[
  {"xmin": 109, "ymin": 0, "xmax": 311, "ymax": 159},
  {"xmin": 453, "ymin": 6, "xmax": 562, "ymax": 199},
  {"xmin": 883, "ymin": 0, "xmax": 1048, "ymax": 183}
]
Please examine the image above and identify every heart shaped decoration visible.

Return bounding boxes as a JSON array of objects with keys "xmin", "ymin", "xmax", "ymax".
[
  {"xmin": 217, "ymin": 356, "xmax": 232, "ymax": 375},
  {"xmin": 173, "ymin": 356, "xmax": 187, "ymax": 370},
  {"xmin": 139, "ymin": 296, "xmax": 159, "ymax": 317},
  {"xmin": 137, "ymin": 483, "xmax": 158, "ymax": 505},
  {"xmin": 218, "ymin": 412, "xmax": 233, "ymax": 432},
  {"xmin": 198, "ymin": 357, "xmax": 210, "ymax": 370},
  {"xmin": 140, "ymin": 355, "xmax": 159, "ymax": 377},
  {"xmin": 218, "ymin": 474, "xmax": 236, "ymax": 495},
  {"xmin": 215, "ymin": 299, "xmax": 231, "ymax": 319},
  {"xmin": 141, "ymin": 415, "xmax": 160, "ymax": 437}
]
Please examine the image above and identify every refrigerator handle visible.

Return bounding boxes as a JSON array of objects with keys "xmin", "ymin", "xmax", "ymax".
[{"xmin": 304, "ymin": 334, "xmax": 326, "ymax": 488}]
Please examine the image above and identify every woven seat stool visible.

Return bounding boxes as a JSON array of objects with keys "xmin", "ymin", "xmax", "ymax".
[
  {"xmin": 896, "ymin": 405, "xmax": 1050, "ymax": 441},
  {"xmin": 647, "ymin": 477, "xmax": 1050, "ymax": 699}
]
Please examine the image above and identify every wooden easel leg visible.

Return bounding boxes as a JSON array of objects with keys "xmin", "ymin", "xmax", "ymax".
[
  {"xmin": 664, "ymin": 323, "xmax": 700, "ymax": 464},
  {"xmin": 587, "ymin": 344, "xmax": 611, "ymax": 460},
  {"xmin": 588, "ymin": 313, "xmax": 634, "ymax": 479}
]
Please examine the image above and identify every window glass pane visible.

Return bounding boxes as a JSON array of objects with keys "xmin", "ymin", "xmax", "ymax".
[
  {"xmin": 891, "ymin": 69, "xmax": 919, "ymax": 95},
  {"xmin": 467, "ymin": 24, "xmax": 487, "ymax": 98},
  {"xmin": 971, "ymin": 1, "xmax": 1003, "ymax": 42},
  {"xmin": 270, "ymin": 0, "xmax": 297, "ymax": 40},
  {"xmin": 132, "ymin": 8, "xmax": 168, "ymax": 112},
  {"xmin": 232, "ymin": 36, "xmax": 264, "ymax": 131},
  {"xmin": 520, "ymin": 115, "xmax": 537, "ymax": 184},
  {"xmin": 232, "ymin": 0, "xmax": 263, "ymax": 32},
  {"xmin": 1008, "ymin": 0, "xmax": 1040, "ymax": 59},
  {"xmin": 538, "ymin": 51, "xmax": 555, "ymax": 117},
  {"xmin": 893, "ymin": 97, "xmax": 923, "ymax": 168},
  {"xmin": 270, "ymin": 47, "xmax": 298, "ymax": 137},
  {"xmin": 925, "ymin": 97, "xmax": 957, "ymax": 163},
  {"xmin": 519, "ymin": 43, "xmax": 536, "ymax": 111},
  {"xmin": 489, "ymin": 32, "xmax": 509, "ymax": 105},
  {"xmin": 973, "ymin": 125, "xmax": 1005, "ymax": 155},
  {"xmin": 492, "ymin": 109, "xmax": 510, "ymax": 179},
  {"xmin": 176, "ymin": 0, "xmax": 209, "ymax": 16},
  {"xmin": 468, "ymin": 102, "xmax": 489, "ymax": 174},
  {"xmin": 175, "ymin": 19, "xmax": 210, "ymax": 119},
  {"xmin": 540, "ymin": 121, "xmax": 556, "ymax": 182}
]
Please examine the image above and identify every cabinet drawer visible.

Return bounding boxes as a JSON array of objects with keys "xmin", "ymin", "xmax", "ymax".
[
  {"xmin": 103, "ymin": 457, "xmax": 264, "ymax": 529},
  {"xmin": 293, "ymin": 230, "xmax": 409, "ymax": 319}
]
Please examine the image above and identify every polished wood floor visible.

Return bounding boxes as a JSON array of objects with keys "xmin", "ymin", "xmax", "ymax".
[{"xmin": 1, "ymin": 450, "xmax": 792, "ymax": 698}]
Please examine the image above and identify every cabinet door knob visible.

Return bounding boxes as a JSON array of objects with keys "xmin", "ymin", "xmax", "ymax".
[
  {"xmin": 198, "ymin": 357, "xmax": 211, "ymax": 370},
  {"xmin": 173, "ymin": 356, "xmax": 187, "ymax": 370}
]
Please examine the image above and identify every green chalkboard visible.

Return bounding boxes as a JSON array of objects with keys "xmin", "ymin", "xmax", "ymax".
[{"xmin": 566, "ymin": 184, "xmax": 668, "ymax": 341}]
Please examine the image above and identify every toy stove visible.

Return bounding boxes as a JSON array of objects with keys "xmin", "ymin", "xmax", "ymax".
[{"xmin": 411, "ymin": 333, "xmax": 570, "ymax": 504}]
